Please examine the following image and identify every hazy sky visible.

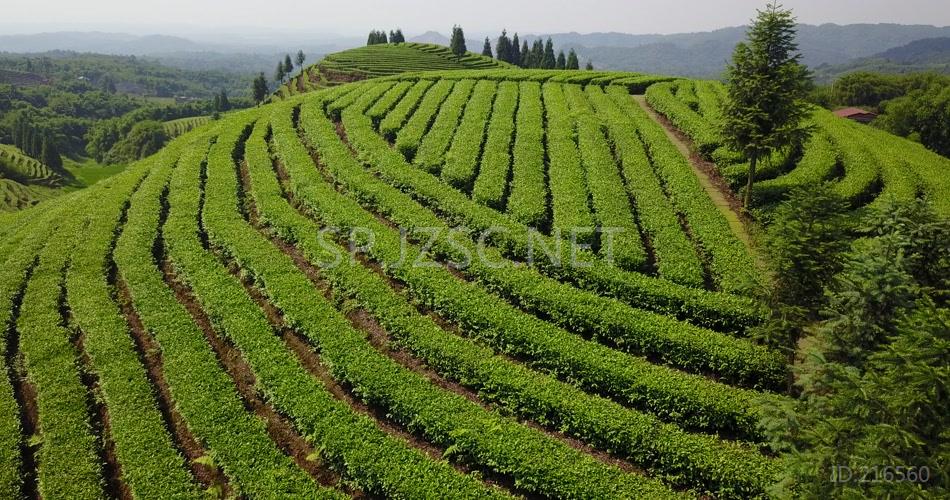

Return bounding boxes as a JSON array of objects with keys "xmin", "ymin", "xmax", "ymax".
[{"xmin": 4, "ymin": 0, "xmax": 950, "ymax": 36}]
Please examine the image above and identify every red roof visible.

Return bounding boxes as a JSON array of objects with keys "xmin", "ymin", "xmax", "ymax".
[{"xmin": 833, "ymin": 107, "xmax": 876, "ymax": 118}]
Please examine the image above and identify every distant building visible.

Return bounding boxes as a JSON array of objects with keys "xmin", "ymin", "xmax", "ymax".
[{"xmin": 833, "ymin": 107, "xmax": 878, "ymax": 124}]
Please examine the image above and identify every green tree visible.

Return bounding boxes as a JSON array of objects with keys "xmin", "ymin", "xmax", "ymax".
[
  {"xmin": 556, "ymin": 51, "xmax": 566, "ymax": 70},
  {"xmin": 392, "ymin": 29, "xmax": 405, "ymax": 43},
  {"xmin": 511, "ymin": 33, "xmax": 521, "ymax": 66},
  {"xmin": 274, "ymin": 61, "xmax": 286, "ymax": 85},
  {"xmin": 105, "ymin": 120, "xmax": 167, "ymax": 163},
  {"xmin": 295, "ymin": 50, "xmax": 306, "ymax": 70},
  {"xmin": 217, "ymin": 90, "xmax": 230, "ymax": 111},
  {"xmin": 585, "ymin": 60, "xmax": 593, "ymax": 70},
  {"xmin": 723, "ymin": 2, "xmax": 812, "ymax": 208},
  {"xmin": 541, "ymin": 38, "xmax": 556, "ymax": 69},
  {"xmin": 252, "ymin": 72, "xmax": 268, "ymax": 103},
  {"xmin": 495, "ymin": 30, "xmax": 511, "ymax": 63},
  {"xmin": 529, "ymin": 39, "xmax": 544, "ymax": 68},
  {"xmin": 566, "ymin": 49, "xmax": 580, "ymax": 70},
  {"xmin": 482, "ymin": 37, "xmax": 493, "ymax": 58},
  {"xmin": 450, "ymin": 25, "xmax": 467, "ymax": 60},
  {"xmin": 520, "ymin": 40, "xmax": 530, "ymax": 68},
  {"xmin": 283, "ymin": 54, "xmax": 294, "ymax": 74},
  {"xmin": 40, "ymin": 136, "xmax": 62, "ymax": 170},
  {"xmin": 875, "ymin": 84, "xmax": 950, "ymax": 157},
  {"xmin": 761, "ymin": 198, "xmax": 950, "ymax": 499}
]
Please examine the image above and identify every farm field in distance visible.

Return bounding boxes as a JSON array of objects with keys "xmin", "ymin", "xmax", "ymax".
[{"xmin": 1, "ymin": 2, "xmax": 948, "ymax": 499}]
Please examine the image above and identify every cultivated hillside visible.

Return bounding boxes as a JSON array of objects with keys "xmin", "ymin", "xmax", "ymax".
[
  {"xmin": 1, "ymin": 69, "xmax": 793, "ymax": 499},
  {"xmin": 277, "ymin": 43, "xmax": 513, "ymax": 97},
  {"xmin": 644, "ymin": 79, "xmax": 950, "ymax": 214}
]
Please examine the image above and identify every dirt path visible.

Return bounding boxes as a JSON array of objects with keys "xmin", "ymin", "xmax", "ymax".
[{"xmin": 632, "ymin": 95, "xmax": 754, "ymax": 252}]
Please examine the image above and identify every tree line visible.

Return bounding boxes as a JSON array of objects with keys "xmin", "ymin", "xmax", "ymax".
[
  {"xmin": 482, "ymin": 29, "xmax": 590, "ymax": 70},
  {"xmin": 721, "ymin": 4, "xmax": 948, "ymax": 498},
  {"xmin": 367, "ymin": 29, "xmax": 406, "ymax": 45},
  {"xmin": 9, "ymin": 114, "xmax": 62, "ymax": 170},
  {"xmin": 251, "ymin": 50, "xmax": 307, "ymax": 103}
]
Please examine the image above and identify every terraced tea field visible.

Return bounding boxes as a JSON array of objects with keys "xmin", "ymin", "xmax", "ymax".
[
  {"xmin": 0, "ymin": 69, "xmax": 790, "ymax": 499},
  {"xmin": 646, "ymin": 80, "xmax": 950, "ymax": 215},
  {"xmin": 279, "ymin": 43, "xmax": 513, "ymax": 97}
]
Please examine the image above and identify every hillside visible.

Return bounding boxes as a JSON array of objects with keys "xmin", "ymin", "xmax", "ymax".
[
  {"xmin": 643, "ymin": 79, "xmax": 950, "ymax": 215},
  {"xmin": 813, "ymin": 37, "xmax": 950, "ymax": 81},
  {"xmin": 277, "ymin": 43, "xmax": 512, "ymax": 97},
  {"xmin": 0, "ymin": 69, "xmax": 798, "ymax": 499}
]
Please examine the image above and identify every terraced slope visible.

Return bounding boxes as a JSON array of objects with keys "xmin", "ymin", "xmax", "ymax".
[
  {"xmin": 0, "ymin": 145, "xmax": 65, "ymax": 187},
  {"xmin": 279, "ymin": 43, "xmax": 513, "ymax": 98},
  {"xmin": 162, "ymin": 116, "xmax": 212, "ymax": 138},
  {"xmin": 0, "ymin": 70, "xmax": 785, "ymax": 499},
  {"xmin": 646, "ymin": 79, "xmax": 950, "ymax": 216}
]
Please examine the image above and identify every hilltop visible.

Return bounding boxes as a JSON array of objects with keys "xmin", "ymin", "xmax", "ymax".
[{"xmin": 277, "ymin": 42, "xmax": 512, "ymax": 97}]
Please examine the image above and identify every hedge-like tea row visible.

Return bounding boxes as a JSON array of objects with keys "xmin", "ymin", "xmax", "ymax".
[
  {"xmin": 378, "ymin": 79, "xmax": 433, "ymax": 138},
  {"xmin": 305, "ymin": 100, "xmax": 780, "ymax": 439},
  {"xmin": 506, "ymin": 80, "xmax": 548, "ymax": 228},
  {"xmin": 441, "ymin": 80, "xmax": 497, "ymax": 189},
  {"xmin": 395, "ymin": 79, "xmax": 454, "ymax": 159},
  {"xmin": 645, "ymin": 81, "xmax": 720, "ymax": 156},
  {"xmin": 17, "ymin": 181, "xmax": 133, "ymax": 499},
  {"xmin": 117, "ymin": 132, "xmax": 339, "ymax": 498},
  {"xmin": 260, "ymin": 104, "xmax": 782, "ymax": 497},
  {"xmin": 611, "ymin": 86, "xmax": 758, "ymax": 295},
  {"xmin": 365, "ymin": 80, "xmax": 413, "ymax": 122},
  {"xmin": 212, "ymin": 112, "xmax": 679, "ymax": 500},
  {"xmin": 308, "ymin": 84, "xmax": 764, "ymax": 331},
  {"xmin": 471, "ymin": 81, "xmax": 518, "ymax": 208},
  {"xmin": 565, "ymin": 84, "xmax": 648, "ymax": 271},
  {"xmin": 0, "ymin": 191, "xmax": 92, "ymax": 498},
  {"xmin": 170, "ymin": 114, "xmax": 496, "ymax": 499},
  {"xmin": 587, "ymin": 85, "xmax": 706, "ymax": 287},
  {"xmin": 751, "ymin": 131, "xmax": 840, "ymax": 204},
  {"xmin": 64, "ymin": 148, "xmax": 204, "ymax": 499},
  {"xmin": 413, "ymin": 79, "xmax": 477, "ymax": 173},
  {"xmin": 543, "ymin": 82, "xmax": 596, "ymax": 244},
  {"xmin": 294, "ymin": 96, "xmax": 785, "ymax": 391}
]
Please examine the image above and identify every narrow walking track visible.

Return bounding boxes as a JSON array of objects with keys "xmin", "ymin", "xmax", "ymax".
[{"xmin": 632, "ymin": 95, "xmax": 754, "ymax": 251}]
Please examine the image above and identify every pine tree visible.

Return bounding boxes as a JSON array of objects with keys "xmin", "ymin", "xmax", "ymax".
[
  {"xmin": 40, "ymin": 137, "xmax": 61, "ymax": 170},
  {"xmin": 252, "ymin": 72, "xmax": 268, "ymax": 103},
  {"xmin": 566, "ymin": 49, "xmax": 579, "ymax": 70},
  {"xmin": 390, "ymin": 30, "xmax": 396, "ymax": 43},
  {"xmin": 284, "ymin": 54, "xmax": 294, "ymax": 75},
  {"xmin": 723, "ymin": 2, "xmax": 812, "ymax": 208},
  {"xmin": 585, "ymin": 60, "xmax": 594, "ymax": 70},
  {"xmin": 295, "ymin": 50, "xmax": 306, "ymax": 69},
  {"xmin": 380, "ymin": 30, "xmax": 388, "ymax": 43},
  {"xmin": 449, "ymin": 25, "xmax": 467, "ymax": 60},
  {"xmin": 482, "ymin": 37, "xmax": 493, "ymax": 58},
  {"xmin": 511, "ymin": 33, "xmax": 521, "ymax": 66},
  {"xmin": 529, "ymin": 39, "xmax": 543, "ymax": 68},
  {"xmin": 556, "ymin": 51, "xmax": 566, "ymax": 69},
  {"xmin": 274, "ymin": 62, "xmax": 286, "ymax": 85},
  {"xmin": 219, "ymin": 90, "xmax": 230, "ymax": 111},
  {"xmin": 541, "ymin": 38, "xmax": 556, "ymax": 69},
  {"xmin": 367, "ymin": 30, "xmax": 375, "ymax": 45},
  {"xmin": 392, "ymin": 29, "xmax": 405, "ymax": 43},
  {"xmin": 495, "ymin": 30, "xmax": 509, "ymax": 63},
  {"xmin": 520, "ymin": 40, "xmax": 530, "ymax": 68}
]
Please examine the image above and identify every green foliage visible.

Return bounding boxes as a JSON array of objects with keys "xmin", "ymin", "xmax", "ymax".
[
  {"xmin": 874, "ymin": 82, "xmax": 950, "ymax": 157},
  {"xmin": 450, "ymin": 25, "xmax": 467, "ymax": 60},
  {"xmin": 761, "ymin": 198, "xmax": 950, "ymax": 499},
  {"xmin": 481, "ymin": 37, "xmax": 493, "ymax": 58},
  {"xmin": 103, "ymin": 120, "xmax": 167, "ymax": 164},
  {"xmin": 723, "ymin": 2, "xmax": 813, "ymax": 207},
  {"xmin": 252, "ymin": 72, "xmax": 268, "ymax": 103},
  {"xmin": 752, "ymin": 184, "xmax": 852, "ymax": 350}
]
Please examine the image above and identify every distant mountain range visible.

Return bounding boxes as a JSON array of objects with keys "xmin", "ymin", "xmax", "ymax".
[
  {"xmin": 2, "ymin": 24, "xmax": 950, "ymax": 79},
  {"xmin": 812, "ymin": 37, "xmax": 950, "ymax": 82}
]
